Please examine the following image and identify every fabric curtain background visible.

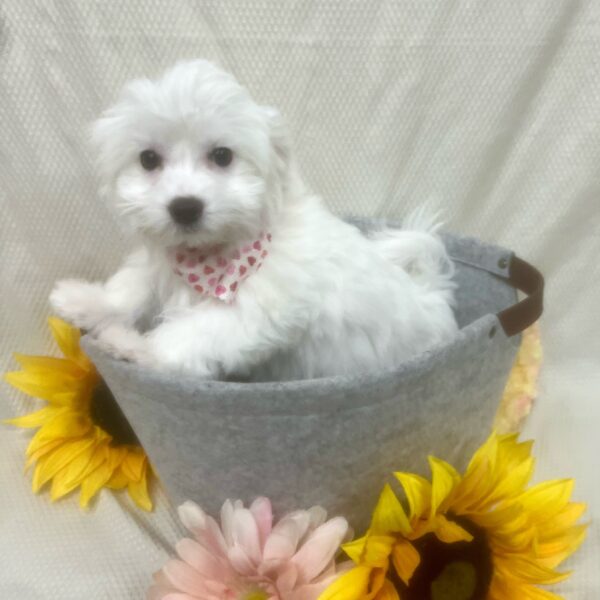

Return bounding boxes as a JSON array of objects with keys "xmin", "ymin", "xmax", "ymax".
[{"xmin": 1, "ymin": 1, "xmax": 598, "ymax": 597}]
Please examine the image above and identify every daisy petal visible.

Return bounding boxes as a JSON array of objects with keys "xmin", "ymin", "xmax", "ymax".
[
  {"xmin": 162, "ymin": 559, "xmax": 215, "ymax": 596},
  {"xmin": 179, "ymin": 502, "xmax": 227, "ymax": 557},
  {"xmin": 220, "ymin": 499, "xmax": 235, "ymax": 546},
  {"xmin": 291, "ymin": 516, "xmax": 349, "ymax": 583},
  {"xmin": 227, "ymin": 543, "xmax": 256, "ymax": 576},
  {"xmin": 249, "ymin": 496, "xmax": 273, "ymax": 547},
  {"xmin": 263, "ymin": 511, "xmax": 310, "ymax": 564},
  {"xmin": 231, "ymin": 506, "xmax": 262, "ymax": 565},
  {"xmin": 307, "ymin": 505, "xmax": 328, "ymax": 529},
  {"xmin": 176, "ymin": 538, "xmax": 225, "ymax": 580}
]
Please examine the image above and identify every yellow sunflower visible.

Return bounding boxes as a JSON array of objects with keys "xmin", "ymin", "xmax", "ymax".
[
  {"xmin": 4, "ymin": 317, "xmax": 153, "ymax": 511},
  {"xmin": 321, "ymin": 433, "xmax": 586, "ymax": 600}
]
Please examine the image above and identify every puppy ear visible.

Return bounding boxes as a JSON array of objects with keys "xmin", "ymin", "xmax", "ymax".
[{"xmin": 89, "ymin": 78, "xmax": 154, "ymax": 197}]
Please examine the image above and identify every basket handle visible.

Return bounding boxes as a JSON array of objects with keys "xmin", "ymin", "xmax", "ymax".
[{"xmin": 496, "ymin": 255, "xmax": 544, "ymax": 336}]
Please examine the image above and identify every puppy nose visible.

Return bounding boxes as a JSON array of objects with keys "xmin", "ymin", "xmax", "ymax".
[{"xmin": 168, "ymin": 196, "xmax": 204, "ymax": 226}]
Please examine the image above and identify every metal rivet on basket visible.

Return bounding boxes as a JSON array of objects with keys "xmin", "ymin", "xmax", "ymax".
[
  {"xmin": 498, "ymin": 257, "xmax": 509, "ymax": 269},
  {"xmin": 489, "ymin": 326, "xmax": 497, "ymax": 339}
]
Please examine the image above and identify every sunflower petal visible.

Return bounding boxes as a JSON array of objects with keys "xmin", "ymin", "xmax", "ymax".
[
  {"xmin": 79, "ymin": 459, "xmax": 113, "ymax": 508},
  {"xmin": 429, "ymin": 456, "xmax": 460, "ymax": 518},
  {"xmin": 517, "ymin": 479, "xmax": 574, "ymax": 522},
  {"xmin": 391, "ymin": 539, "xmax": 420, "ymax": 586},
  {"xmin": 452, "ymin": 458, "xmax": 492, "ymax": 513},
  {"xmin": 394, "ymin": 472, "xmax": 431, "ymax": 520},
  {"xmin": 106, "ymin": 445, "xmax": 128, "ymax": 471},
  {"xmin": 318, "ymin": 565, "xmax": 374, "ymax": 600},
  {"xmin": 48, "ymin": 316, "xmax": 87, "ymax": 365},
  {"xmin": 25, "ymin": 412, "xmax": 70, "ymax": 455},
  {"xmin": 464, "ymin": 433, "xmax": 498, "ymax": 480},
  {"xmin": 536, "ymin": 525, "xmax": 588, "ymax": 569},
  {"xmin": 467, "ymin": 501, "xmax": 526, "ymax": 534},
  {"xmin": 50, "ymin": 463, "xmax": 84, "ymax": 500},
  {"xmin": 375, "ymin": 578, "xmax": 400, "ymax": 600},
  {"xmin": 432, "ymin": 515, "xmax": 473, "ymax": 544},
  {"xmin": 448, "ymin": 435, "xmax": 535, "ymax": 513},
  {"xmin": 482, "ymin": 455, "xmax": 535, "ymax": 507},
  {"xmin": 343, "ymin": 536, "xmax": 368, "ymax": 564},
  {"xmin": 33, "ymin": 411, "xmax": 91, "ymax": 445},
  {"xmin": 371, "ymin": 484, "xmax": 411, "ymax": 535},
  {"xmin": 519, "ymin": 585, "xmax": 565, "ymax": 599},
  {"xmin": 31, "ymin": 437, "xmax": 95, "ymax": 492},
  {"xmin": 13, "ymin": 353, "xmax": 86, "ymax": 378},
  {"xmin": 106, "ymin": 470, "xmax": 130, "ymax": 490},
  {"xmin": 4, "ymin": 406, "xmax": 59, "ymax": 429},
  {"xmin": 538, "ymin": 502, "xmax": 587, "ymax": 540},
  {"xmin": 4, "ymin": 371, "xmax": 71, "ymax": 403},
  {"xmin": 60, "ymin": 444, "xmax": 97, "ymax": 488},
  {"xmin": 25, "ymin": 438, "xmax": 66, "ymax": 469},
  {"xmin": 495, "ymin": 554, "xmax": 570, "ymax": 585},
  {"xmin": 128, "ymin": 466, "xmax": 153, "ymax": 511},
  {"xmin": 121, "ymin": 447, "xmax": 146, "ymax": 482},
  {"xmin": 489, "ymin": 572, "xmax": 565, "ymax": 600},
  {"xmin": 361, "ymin": 535, "xmax": 395, "ymax": 569},
  {"xmin": 70, "ymin": 439, "xmax": 109, "ymax": 485}
]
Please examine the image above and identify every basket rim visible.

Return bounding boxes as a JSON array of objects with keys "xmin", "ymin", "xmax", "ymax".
[{"xmin": 81, "ymin": 313, "xmax": 504, "ymax": 400}]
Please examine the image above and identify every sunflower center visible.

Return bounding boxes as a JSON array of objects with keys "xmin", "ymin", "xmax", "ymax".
[
  {"xmin": 430, "ymin": 561, "xmax": 477, "ymax": 600},
  {"xmin": 89, "ymin": 378, "xmax": 140, "ymax": 446},
  {"xmin": 392, "ymin": 515, "xmax": 493, "ymax": 600}
]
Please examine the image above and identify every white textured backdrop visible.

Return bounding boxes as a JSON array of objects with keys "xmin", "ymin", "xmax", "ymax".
[{"xmin": 1, "ymin": 1, "xmax": 599, "ymax": 598}]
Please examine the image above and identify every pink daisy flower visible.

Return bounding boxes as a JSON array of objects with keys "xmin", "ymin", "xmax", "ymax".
[{"xmin": 148, "ymin": 497, "xmax": 350, "ymax": 600}]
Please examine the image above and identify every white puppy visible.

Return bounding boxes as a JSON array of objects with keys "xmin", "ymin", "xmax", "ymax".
[{"xmin": 50, "ymin": 60, "xmax": 458, "ymax": 381}]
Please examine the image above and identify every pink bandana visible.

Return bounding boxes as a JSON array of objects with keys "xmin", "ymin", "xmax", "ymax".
[{"xmin": 169, "ymin": 232, "xmax": 272, "ymax": 303}]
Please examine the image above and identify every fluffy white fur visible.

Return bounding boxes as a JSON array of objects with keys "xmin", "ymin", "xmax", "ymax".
[{"xmin": 50, "ymin": 60, "xmax": 458, "ymax": 381}]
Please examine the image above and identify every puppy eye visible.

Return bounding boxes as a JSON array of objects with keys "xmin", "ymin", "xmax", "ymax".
[
  {"xmin": 140, "ymin": 149, "xmax": 162, "ymax": 171},
  {"xmin": 209, "ymin": 147, "xmax": 233, "ymax": 168}
]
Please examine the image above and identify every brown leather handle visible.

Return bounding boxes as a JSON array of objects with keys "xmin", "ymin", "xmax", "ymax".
[{"xmin": 497, "ymin": 255, "xmax": 544, "ymax": 336}]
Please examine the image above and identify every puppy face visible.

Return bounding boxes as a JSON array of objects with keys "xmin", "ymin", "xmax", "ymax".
[{"xmin": 92, "ymin": 60, "xmax": 287, "ymax": 247}]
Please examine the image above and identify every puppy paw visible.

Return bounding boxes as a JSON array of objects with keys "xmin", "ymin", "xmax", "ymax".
[
  {"xmin": 95, "ymin": 323, "xmax": 155, "ymax": 367},
  {"xmin": 50, "ymin": 279, "xmax": 109, "ymax": 330}
]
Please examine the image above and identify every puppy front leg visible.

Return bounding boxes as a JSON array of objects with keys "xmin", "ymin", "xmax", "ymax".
[
  {"xmin": 50, "ymin": 248, "xmax": 153, "ymax": 332},
  {"xmin": 144, "ymin": 303, "xmax": 287, "ymax": 379}
]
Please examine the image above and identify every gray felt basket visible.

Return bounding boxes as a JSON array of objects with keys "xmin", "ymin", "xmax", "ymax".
[{"xmin": 82, "ymin": 220, "xmax": 543, "ymax": 530}]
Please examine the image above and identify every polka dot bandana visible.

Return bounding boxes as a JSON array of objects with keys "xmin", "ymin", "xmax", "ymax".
[{"xmin": 168, "ymin": 233, "xmax": 272, "ymax": 303}]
